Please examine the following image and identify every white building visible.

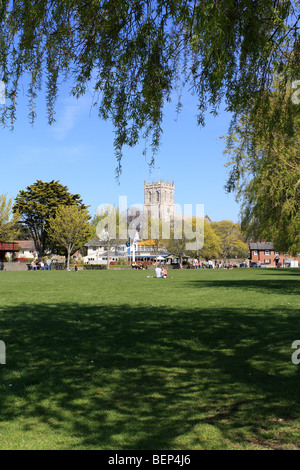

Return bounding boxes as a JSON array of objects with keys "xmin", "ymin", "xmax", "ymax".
[
  {"xmin": 84, "ymin": 238, "xmax": 128, "ymax": 265},
  {"xmin": 15, "ymin": 240, "xmax": 38, "ymax": 260},
  {"xmin": 84, "ymin": 237, "xmax": 168, "ymax": 265}
]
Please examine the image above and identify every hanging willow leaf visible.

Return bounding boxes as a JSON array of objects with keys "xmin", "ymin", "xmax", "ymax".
[{"xmin": 0, "ymin": 0, "xmax": 299, "ymax": 174}]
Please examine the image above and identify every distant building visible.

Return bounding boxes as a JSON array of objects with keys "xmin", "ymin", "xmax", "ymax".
[
  {"xmin": 0, "ymin": 242, "xmax": 19, "ymax": 263},
  {"xmin": 84, "ymin": 237, "xmax": 168, "ymax": 265},
  {"xmin": 15, "ymin": 240, "xmax": 37, "ymax": 260},
  {"xmin": 84, "ymin": 178, "xmax": 211, "ymax": 265},
  {"xmin": 144, "ymin": 179, "xmax": 175, "ymax": 220},
  {"xmin": 249, "ymin": 242, "xmax": 300, "ymax": 267},
  {"xmin": 84, "ymin": 238, "xmax": 127, "ymax": 265}
]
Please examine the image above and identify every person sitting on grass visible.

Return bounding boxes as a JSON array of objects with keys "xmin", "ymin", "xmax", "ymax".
[
  {"xmin": 155, "ymin": 265, "xmax": 162, "ymax": 278},
  {"xmin": 161, "ymin": 267, "xmax": 168, "ymax": 278}
]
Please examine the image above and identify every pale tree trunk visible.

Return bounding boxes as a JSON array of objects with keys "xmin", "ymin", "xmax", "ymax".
[
  {"xmin": 107, "ymin": 240, "xmax": 110, "ymax": 270},
  {"xmin": 67, "ymin": 245, "xmax": 71, "ymax": 270}
]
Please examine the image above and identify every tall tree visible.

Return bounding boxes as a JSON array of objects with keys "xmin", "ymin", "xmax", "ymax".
[
  {"xmin": 0, "ymin": 194, "xmax": 20, "ymax": 241},
  {"xmin": 198, "ymin": 221, "xmax": 222, "ymax": 260},
  {"xmin": 0, "ymin": 1, "xmax": 299, "ymax": 172},
  {"xmin": 211, "ymin": 220, "xmax": 249, "ymax": 261},
  {"xmin": 48, "ymin": 205, "xmax": 92, "ymax": 270},
  {"xmin": 13, "ymin": 180, "xmax": 87, "ymax": 257},
  {"xmin": 224, "ymin": 107, "xmax": 300, "ymax": 254}
]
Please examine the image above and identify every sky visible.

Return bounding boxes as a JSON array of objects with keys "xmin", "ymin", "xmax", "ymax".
[{"xmin": 0, "ymin": 78, "xmax": 241, "ymax": 223}]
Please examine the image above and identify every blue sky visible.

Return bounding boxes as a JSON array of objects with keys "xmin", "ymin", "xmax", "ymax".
[{"xmin": 0, "ymin": 79, "xmax": 241, "ymax": 222}]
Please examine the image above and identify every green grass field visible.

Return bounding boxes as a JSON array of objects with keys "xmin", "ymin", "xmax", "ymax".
[{"xmin": 0, "ymin": 267, "xmax": 299, "ymax": 450}]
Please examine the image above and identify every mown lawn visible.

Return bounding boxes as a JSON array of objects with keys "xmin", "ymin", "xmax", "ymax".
[{"xmin": 0, "ymin": 267, "xmax": 299, "ymax": 450}]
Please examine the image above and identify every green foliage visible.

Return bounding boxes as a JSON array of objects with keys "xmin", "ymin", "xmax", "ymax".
[
  {"xmin": 0, "ymin": 1, "xmax": 299, "ymax": 172},
  {"xmin": 211, "ymin": 220, "xmax": 249, "ymax": 260},
  {"xmin": 198, "ymin": 221, "xmax": 222, "ymax": 260},
  {"xmin": 47, "ymin": 204, "xmax": 92, "ymax": 269},
  {"xmin": 164, "ymin": 230, "xmax": 188, "ymax": 261},
  {"xmin": 83, "ymin": 264, "xmax": 107, "ymax": 270},
  {"xmin": 13, "ymin": 180, "xmax": 87, "ymax": 256},
  {"xmin": 164, "ymin": 218, "xmax": 221, "ymax": 260},
  {"xmin": 224, "ymin": 107, "xmax": 300, "ymax": 254},
  {"xmin": 0, "ymin": 194, "xmax": 20, "ymax": 241}
]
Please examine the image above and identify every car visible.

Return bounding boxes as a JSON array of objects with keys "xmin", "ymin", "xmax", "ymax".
[{"xmin": 250, "ymin": 262, "xmax": 266, "ymax": 268}]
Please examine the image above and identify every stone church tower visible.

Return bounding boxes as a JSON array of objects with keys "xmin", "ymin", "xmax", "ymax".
[{"xmin": 144, "ymin": 180, "xmax": 175, "ymax": 220}]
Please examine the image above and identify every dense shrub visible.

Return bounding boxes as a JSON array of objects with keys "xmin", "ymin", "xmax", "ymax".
[{"xmin": 84, "ymin": 265, "xmax": 107, "ymax": 270}]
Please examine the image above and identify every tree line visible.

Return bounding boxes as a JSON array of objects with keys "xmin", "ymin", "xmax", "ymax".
[
  {"xmin": 0, "ymin": 180, "xmax": 249, "ymax": 269},
  {"xmin": 0, "ymin": 180, "xmax": 91, "ymax": 270}
]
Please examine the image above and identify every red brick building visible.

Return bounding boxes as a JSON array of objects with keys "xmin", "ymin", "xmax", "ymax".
[{"xmin": 249, "ymin": 242, "xmax": 300, "ymax": 267}]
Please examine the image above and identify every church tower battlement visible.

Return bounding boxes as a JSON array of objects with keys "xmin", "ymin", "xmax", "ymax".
[{"xmin": 144, "ymin": 179, "xmax": 175, "ymax": 220}]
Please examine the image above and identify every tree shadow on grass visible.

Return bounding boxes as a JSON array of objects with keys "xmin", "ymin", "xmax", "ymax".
[
  {"xmin": 259, "ymin": 268, "xmax": 300, "ymax": 277},
  {"xmin": 0, "ymin": 302, "xmax": 299, "ymax": 449},
  {"xmin": 185, "ymin": 277, "xmax": 300, "ymax": 295}
]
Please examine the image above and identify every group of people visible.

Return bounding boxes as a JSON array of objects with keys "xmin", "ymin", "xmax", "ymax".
[
  {"xmin": 131, "ymin": 262, "xmax": 144, "ymax": 270},
  {"xmin": 30, "ymin": 259, "xmax": 51, "ymax": 270},
  {"xmin": 191, "ymin": 259, "xmax": 222, "ymax": 269},
  {"xmin": 155, "ymin": 264, "xmax": 168, "ymax": 278}
]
